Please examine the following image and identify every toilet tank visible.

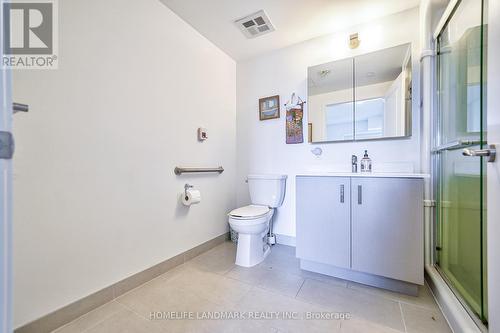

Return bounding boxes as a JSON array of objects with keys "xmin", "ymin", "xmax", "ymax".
[{"xmin": 247, "ymin": 174, "xmax": 287, "ymax": 208}]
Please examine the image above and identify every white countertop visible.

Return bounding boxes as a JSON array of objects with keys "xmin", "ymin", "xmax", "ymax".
[{"xmin": 296, "ymin": 172, "xmax": 430, "ymax": 179}]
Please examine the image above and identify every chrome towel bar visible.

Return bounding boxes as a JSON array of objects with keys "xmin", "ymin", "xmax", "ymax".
[{"xmin": 174, "ymin": 166, "xmax": 224, "ymax": 175}]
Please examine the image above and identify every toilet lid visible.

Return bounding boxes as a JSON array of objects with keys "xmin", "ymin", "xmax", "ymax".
[{"xmin": 229, "ymin": 205, "xmax": 269, "ymax": 219}]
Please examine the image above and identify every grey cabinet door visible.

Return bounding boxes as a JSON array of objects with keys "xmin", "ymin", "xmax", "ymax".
[
  {"xmin": 296, "ymin": 176, "xmax": 351, "ymax": 269},
  {"xmin": 351, "ymin": 178, "xmax": 424, "ymax": 284}
]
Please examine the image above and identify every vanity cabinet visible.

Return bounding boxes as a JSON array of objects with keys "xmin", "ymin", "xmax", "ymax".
[
  {"xmin": 296, "ymin": 176, "xmax": 351, "ymax": 269},
  {"xmin": 296, "ymin": 175, "xmax": 424, "ymax": 290},
  {"xmin": 351, "ymin": 178, "xmax": 423, "ymax": 284}
]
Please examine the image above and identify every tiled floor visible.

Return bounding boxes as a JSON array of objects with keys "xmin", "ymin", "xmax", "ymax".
[{"xmin": 53, "ymin": 242, "xmax": 452, "ymax": 333}]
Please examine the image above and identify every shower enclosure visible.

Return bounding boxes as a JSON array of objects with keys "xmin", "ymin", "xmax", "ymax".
[{"xmin": 434, "ymin": 0, "xmax": 488, "ymax": 325}]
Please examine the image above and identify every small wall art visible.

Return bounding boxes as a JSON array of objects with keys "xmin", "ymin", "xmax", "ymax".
[
  {"xmin": 259, "ymin": 95, "xmax": 280, "ymax": 120},
  {"xmin": 285, "ymin": 93, "xmax": 305, "ymax": 144}
]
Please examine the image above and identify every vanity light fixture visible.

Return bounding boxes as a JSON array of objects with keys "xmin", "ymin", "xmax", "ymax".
[{"xmin": 349, "ymin": 33, "xmax": 360, "ymax": 49}]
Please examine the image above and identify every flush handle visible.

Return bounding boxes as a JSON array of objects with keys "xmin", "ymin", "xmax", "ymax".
[
  {"xmin": 340, "ymin": 184, "xmax": 344, "ymax": 203},
  {"xmin": 357, "ymin": 185, "xmax": 362, "ymax": 205}
]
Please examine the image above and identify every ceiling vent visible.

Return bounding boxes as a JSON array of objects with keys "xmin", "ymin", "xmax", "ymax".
[{"xmin": 234, "ymin": 10, "xmax": 275, "ymax": 39}]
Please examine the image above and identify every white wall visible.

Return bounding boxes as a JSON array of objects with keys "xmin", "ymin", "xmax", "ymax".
[
  {"xmin": 236, "ymin": 8, "xmax": 421, "ymax": 238},
  {"xmin": 12, "ymin": 0, "xmax": 236, "ymax": 328}
]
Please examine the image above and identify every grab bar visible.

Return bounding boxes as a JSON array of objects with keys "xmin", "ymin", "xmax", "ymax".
[{"xmin": 174, "ymin": 166, "xmax": 224, "ymax": 175}]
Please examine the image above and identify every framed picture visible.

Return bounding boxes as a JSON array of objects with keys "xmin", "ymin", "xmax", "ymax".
[
  {"xmin": 286, "ymin": 103, "xmax": 304, "ymax": 144},
  {"xmin": 259, "ymin": 95, "xmax": 280, "ymax": 120}
]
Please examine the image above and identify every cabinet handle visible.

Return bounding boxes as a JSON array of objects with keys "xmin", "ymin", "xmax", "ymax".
[
  {"xmin": 340, "ymin": 184, "xmax": 344, "ymax": 203},
  {"xmin": 358, "ymin": 185, "xmax": 362, "ymax": 204}
]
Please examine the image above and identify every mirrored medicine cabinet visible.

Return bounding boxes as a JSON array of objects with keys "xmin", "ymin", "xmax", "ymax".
[{"xmin": 307, "ymin": 43, "xmax": 412, "ymax": 143}]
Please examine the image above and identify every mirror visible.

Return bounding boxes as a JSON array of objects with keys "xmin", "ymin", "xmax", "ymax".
[
  {"xmin": 308, "ymin": 58, "xmax": 354, "ymax": 142},
  {"xmin": 308, "ymin": 43, "xmax": 412, "ymax": 143}
]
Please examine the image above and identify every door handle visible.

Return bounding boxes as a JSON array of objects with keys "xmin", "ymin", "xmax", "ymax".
[
  {"xmin": 13, "ymin": 102, "xmax": 28, "ymax": 114},
  {"xmin": 358, "ymin": 185, "xmax": 362, "ymax": 205},
  {"xmin": 462, "ymin": 144, "xmax": 496, "ymax": 162},
  {"xmin": 340, "ymin": 184, "xmax": 344, "ymax": 203}
]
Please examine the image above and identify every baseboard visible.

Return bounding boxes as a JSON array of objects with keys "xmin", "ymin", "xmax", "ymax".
[
  {"xmin": 15, "ymin": 232, "xmax": 230, "ymax": 333},
  {"xmin": 425, "ymin": 265, "xmax": 485, "ymax": 333},
  {"xmin": 275, "ymin": 234, "xmax": 296, "ymax": 247}
]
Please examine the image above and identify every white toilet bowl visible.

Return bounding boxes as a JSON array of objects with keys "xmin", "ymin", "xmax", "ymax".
[
  {"xmin": 228, "ymin": 174, "xmax": 287, "ymax": 268},
  {"xmin": 228, "ymin": 205, "xmax": 274, "ymax": 267}
]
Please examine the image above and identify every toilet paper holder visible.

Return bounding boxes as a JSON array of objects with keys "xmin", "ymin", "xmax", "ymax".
[{"xmin": 184, "ymin": 183, "xmax": 194, "ymax": 199}]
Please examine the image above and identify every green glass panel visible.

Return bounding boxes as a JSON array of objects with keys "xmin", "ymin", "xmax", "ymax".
[
  {"xmin": 438, "ymin": 148, "xmax": 483, "ymax": 315},
  {"xmin": 436, "ymin": 0, "xmax": 487, "ymax": 324}
]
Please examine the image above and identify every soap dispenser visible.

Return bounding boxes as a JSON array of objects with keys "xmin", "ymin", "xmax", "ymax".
[{"xmin": 360, "ymin": 150, "xmax": 372, "ymax": 173}]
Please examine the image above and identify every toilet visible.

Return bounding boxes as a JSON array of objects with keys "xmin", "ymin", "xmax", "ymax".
[{"xmin": 228, "ymin": 174, "xmax": 287, "ymax": 267}]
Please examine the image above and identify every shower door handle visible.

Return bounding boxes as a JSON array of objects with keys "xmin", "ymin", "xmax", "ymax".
[{"xmin": 463, "ymin": 145, "xmax": 496, "ymax": 162}]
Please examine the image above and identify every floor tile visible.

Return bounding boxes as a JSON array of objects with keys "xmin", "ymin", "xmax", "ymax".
[
  {"xmin": 401, "ymin": 303, "xmax": 452, "ymax": 333},
  {"xmin": 256, "ymin": 268, "xmax": 305, "ymax": 298},
  {"xmin": 225, "ymin": 264, "xmax": 305, "ymax": 298},
  {"xmin": 183, "ymin": 235, "xmax": 228, "ymax": 262},
  {"xmin": 268, "ymin": 244, "xmax": 296, "ymax": 258},
  {"xmin": 340, "ymin": 318, "xmax": 404, "ymax": 333},
  {"xmin": 187, "ymin": 242, "xmax": 236, "ymax": 275},
  {"xmin": 297, "ymin": 279, "xmax": 405, "ymax": 332},
  {"xmin": 237, "ymin": 286, "xmax": 342, "ymax": 333},
  {"xmin": 84, "ymin": 307, "xmax": 166, "ymax": 333},
  {"xmin": 225, "ymin": 265, "xmax": 269, "ymax": 285},
  {"xmin": 52, "ymin": 301, "xmax": 126, "ymax": 333},
  {"xmin": 259, "ymin": 249, "xmax": 303, "ymax": 276},
  {"xmin": 116, "ymin": 274, "xmax": 218, "ymax": 316},
  {"xmin": 260, "ymin": 246, "xmax": 348, "ymax": 288},
  {"xmin": 49, "ymin": 242, "xmax": 450, "ymax": 333},
  {"xmin": 298, "ymin": 270, "xmax": 348, "ymax": 288},
  {"xmin": 116, "ymin": 273, "xmax": 234, "ymax": 332},
  {"xmin": 163, "ymin": 264, "xmax": 253, "ymax": 307},
  {"xmin": 347, "ymin": 281, "xmax": 438, "ymax": 310}
]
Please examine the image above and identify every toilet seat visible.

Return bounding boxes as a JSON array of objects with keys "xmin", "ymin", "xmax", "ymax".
[{"xmin": 228, "ymin": 205, "xmax": 269, "ymax": 220}]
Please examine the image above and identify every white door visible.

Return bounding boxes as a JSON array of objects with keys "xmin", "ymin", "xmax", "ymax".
[
  {"xmin": 0, "ymin": 1, "xmax": 13, "ymax": 332},
  {"xmin": 487, "ymin": 0, "xmax": 500, "ymax": 331}
]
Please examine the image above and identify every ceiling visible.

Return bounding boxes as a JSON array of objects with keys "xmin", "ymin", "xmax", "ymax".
[{"xmin": 160, "ymin": 0, "xmax": 420, "ymax": 61}]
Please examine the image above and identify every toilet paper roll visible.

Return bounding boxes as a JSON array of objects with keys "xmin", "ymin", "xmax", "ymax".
[{"xmin": 182, "ymin": 189, "xmax": 201, "ymax": 206}]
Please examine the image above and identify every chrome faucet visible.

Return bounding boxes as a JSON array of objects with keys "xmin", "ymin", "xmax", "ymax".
[{"xmin": 352, "ymin": 155, "xmax": 358, "ymax": 173}]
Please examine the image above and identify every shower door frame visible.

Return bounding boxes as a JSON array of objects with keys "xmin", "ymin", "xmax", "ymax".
[
  {"xmin": 431, "ymin": 0, "xmax": 488, "ymax": 329},
  {"xmin": 0, "ymin": 0, "xmax": 14, "ymax": 332}
]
